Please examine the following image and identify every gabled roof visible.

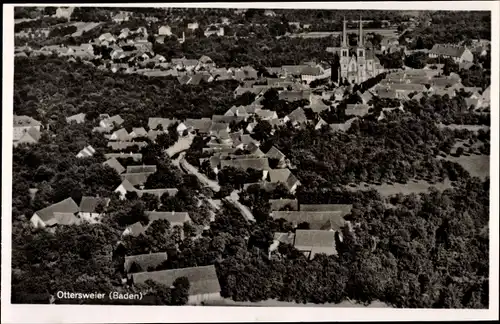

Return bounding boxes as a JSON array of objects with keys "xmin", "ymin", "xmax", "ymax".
[
  {"xmin": 148, "ymin": 118, "xmax": 177, "ymax": 131},
  {"xmin": 66, "ymin": 113, "xmax": 86, "ymax": 124},
  {"xmin": 268, "ymin": 168, "xmax": 299, "ymax": 191},
  {"xmin": 105, "ymin": 153, "xmax": 143, "ymax": 162},
  {"xmin": 125, "ymin": 252, "xmax": 169, "ymax": 273},
  {"xmin": 131, "ymin": 127, "xmax": 148, "ymax": 138},
  {"xmin": 300, "ymin": 204, "xmax": 353, "ymax": 217},
  {"xmin": 209, "ymin": 122, "xmax": 230, "ymax": 133},
  {"xmin": 273, "ymin": 232, "xmax": 295, "ymax": 245},
  {"xmin": 34, "ymin": 197, "xmax": 79, "ymax": 223},
  {"xmin": 184, "ymin": 118, "xmax": 212, "ymax": 133},
  {"xmin": 123, "ymin": 222, "xmax": 146, "ymax": 237},
  {"xmin": 220, "ymin": 157, "xmax": 270, "ymax": 171},
  {"xmin": 294, "ymin": 229, "xmax": 337, "ymax": 257},
  {"xmin": 53, "ymin": 212, "xmax": 81, "ymax": 226},
  {"xmin": 79, "ymin": 196, "xmax": 110, "ymax": 213},
  {"xmin": 430, "ymin": 44, "xmax": 468, "ymax": 58},
  {"xmin": 279, "ymin": 90, "xmax": 310, "ymax": 102},
  {"xmin": 117, "ymin": 179, "xmax": 138, "ymax": 192},
  {"xmin": 255, "ymin": 109, "xmax": 277, "ymax": 120},
  {"xmin": 146, "ymin": 211, "xmax": 191, "ymax": 226},
  {"xmin": 285, "ymin": 107, "xmax": 308, "ymax": 124},
  {"xmin": 126, "ymin": 165, "xmax": 157, "ymax": 174},
  {"xmin": 269, "ymin": 198, "xmax": 299, "ymax": 211},
  {"xmin": 270, "ymin": 211, "xmax": 345, "ymax": 231},
  {"xmin": 137, "ymin": 188, "xmax": 178, "ymax": 198},
  {"xmin": 103, "ymin": 157, "xmax": 126, "ymax": 174},
  {"xmin": 266, "ymin": 146, "xmax": 286, "ymax": 161},
  {"xmin": 14, "ymin": 115, "xmax": 41, "ymax": 128},
  {"xmin": 132, "ymin": 265, "xmax": 221, "ymax": 296},
  {"xmin": 120, "ymin": 173, "xmax": 153, "ymax": 187},
  {"xmin": 101, "ymin": 114, "xmax": 124, "ymax": 127},
  {"xmin": 308, "ymin": 95, "xmax": 329, "ymax": 113},
  {"xmin": 212, "ymin": 115, "xmax": 246, "ymax": 124},
  {"xmin": 77, "ymin": 145, "xmax": 96, "ymax": 158},
  {"xmin": 345, "ymin": 104, "xmax": 370, "ymax": 117},
  {"xmin": 108, "ymin": 141, "xmax": 147, "ymax": 151}
]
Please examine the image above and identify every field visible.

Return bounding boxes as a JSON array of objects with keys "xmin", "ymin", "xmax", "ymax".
[
  {"xmin": 346, "ymin": 179, "xmax": 454, "ymax": 196},
  {"xmin": 440, "ymin": 154, "xmax": 490, "ymax": 179},
  {"xmin": 70, "ymin": 22, "xmax": 102, "ymax": 37},
  {"xmin": 437, "ymin": 123, "xmax": 490, "ymax": 133}
]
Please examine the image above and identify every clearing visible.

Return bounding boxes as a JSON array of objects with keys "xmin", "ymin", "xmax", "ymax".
[
  {"xmin": 437, "ymin": 123, "xmax": 490, "ymax": 133},
  {"xmin": 346, "ymin": 179, "xmax": 454, "ymax": 196},
  {"xmin": 70, "ymin": 22, "xmax": 102, "ymax": 37},
  {"xmin": 439, "ymin": 154, "xmax": 490, "ymax": 179}
]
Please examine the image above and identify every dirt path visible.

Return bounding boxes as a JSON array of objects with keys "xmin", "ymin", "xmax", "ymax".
[
  {"xmin": 225, "ymin": 190, "xmax": 256, "ymax": 222},
  {"xmin": 179, "ymin": 156, "xmax": 221, "ymax": 192},
  {"xmin": 166, "ymin": 133, "xmax": 195, "ymax": 158}
]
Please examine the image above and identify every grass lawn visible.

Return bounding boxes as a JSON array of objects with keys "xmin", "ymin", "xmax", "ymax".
[
  {"xmin": 440, "ymin": 154, "xmax": 490, "ymax": 179},
  {"xmin": 346, "ymin": 179, "xmax": 454, "ymax": 196}
]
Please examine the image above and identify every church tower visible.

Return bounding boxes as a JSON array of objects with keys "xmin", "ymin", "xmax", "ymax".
[
  {"xmin": 356, "ymin": 16, "xmax": 366, "ymax": 82},
  {"xmin": 339, "ymin": 17, "xmax": 349, "ymax": 83}
]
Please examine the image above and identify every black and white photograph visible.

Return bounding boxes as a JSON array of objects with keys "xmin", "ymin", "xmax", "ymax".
[{"xmin": 1, "ymin": 2, "xmax": 499, "ymax": 323}]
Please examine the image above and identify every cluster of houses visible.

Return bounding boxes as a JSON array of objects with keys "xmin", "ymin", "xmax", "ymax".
[{"xmin": 13, "ymin": 115, "xmax": 42, "ymax": 147}]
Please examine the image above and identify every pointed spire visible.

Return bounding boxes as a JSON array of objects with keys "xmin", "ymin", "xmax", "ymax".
[
  {"xmin": 342, "ymin": 17, "xmax": 347, "ymax": 47},
  {"xmin": 359, "ymin": 15, "xmax": 363, "ymax": 47}
]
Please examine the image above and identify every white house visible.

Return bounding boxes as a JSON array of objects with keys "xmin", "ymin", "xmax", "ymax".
[
  {"xmin": 76, "ymin": 145, "xmax": 96, "ymax": 158},
  {"xmin": 187, "ymin": 22, "xmax": 199, "ymax": 31},
  {"xmin": 429, "ymin": 44, "xmax": 474, "ymax": 63},
  {"xmin": 158, "ymin": 25, "xmax": 172, "ymax": 36},
  {"xmin": 31, "ymin": 197, "xmax": 80, "ymax": 229}
]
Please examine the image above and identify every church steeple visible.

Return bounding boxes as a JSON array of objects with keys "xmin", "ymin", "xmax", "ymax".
[
  {"xmin": 359, "ymin": 15, "xmax": 363, "ymax": 47},
  {"xmin": 342, "ymin": 17, "xmax": 347, "ymax": 47}
]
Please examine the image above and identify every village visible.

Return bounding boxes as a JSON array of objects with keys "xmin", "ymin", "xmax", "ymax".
[{"xmin": 11, "ymin": 7, "xmax": 492, "ymax": 307}]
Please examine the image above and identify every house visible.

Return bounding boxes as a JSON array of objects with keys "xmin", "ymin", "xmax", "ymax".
[
  {"xmin": 55, "ymin": 7, "xmax": 74, "ymax": 21},
  {"xmin": 119, "ymin": 28, "xmax": 130, "ymax": 39},
  {"xmin": 301, "ymin": 66, "xmax": 324, "ymax": 84},
  {"xmin": 220, "ymin": 158, "xmax": 270, "ymax": 172},
  {"xmin": 284, "ymin": 108, "xmax": 308, "ymax": 126},
  {"xmin": 314, "ymin": 117, "xmax": 329, "ymax": 130},
  {"xmin": 307, "ymin": 95, "xmax": 329, "ymax": 113},
  {"xmin": 198, "ymin": 55, "xmax": 215, "ymax": 69},
  {"xmin": 126, "ymin": 165, "xmax": 157, "ymax": 174},
  {"xmin": 66, "ymin": 112, "xmax": 86, "ymax": 124},
  {"xmin": 184, "ymin": 118, "xmax": 213, "ymax": 134},
  {"xmin": 130, "ymin": 127, "xmax": 148, "ymax": 139},
  {"xmin": 120, "ymin": 172, "xmax": 153, "ymax": 187},
  {"xmin": 79, "ymin": 196, "xmax": 110, "ymax": 223},
  {"xmin": 112, "ymin": 11, "xmax": 130, "ymax": 23},
  {"xmin": 13, "ymin": 127, "xmax": 41, "ymax": 147},
  {"xmin": 98, "ymin": 33, "xmax": 116, "ymax": 44},
  {"xmin": 270, "ymin": 211, "xmax": 345, "ymax": 231},
  {"xmin": 359, "ymin": 91, "xmax": 374, "ymax": 105},
  {"xmin": 131, "ymin": 265, "xmax": 221, "ymax": 304},
  {"xmin": 481, "ymin": 86, "xmax": 491, "ymax": 106},
  {"xmin": 300, "ymin": 204, "xmax": 353, "ymax": 217},
  {"xmin": 158, "ymin": 25, "xmax": 172, "ymax": 36},
  {"xmin": 76, "ymin": 145, "xmax": 96, "ymax": 158},
  {"xmin": 204, "ymin": 27, "xmax": 224, "ymax": 37},
  {"xmin": 136, "ymin": 188, "xmax": 178, "ymax": 199},
  {"xmin": 233, "ymin": 86, "xmax": 264, "ymax": 97},
  {"xmin": 108, "ymin": 141, "xmax": 147, "ymax": 151},
  {"xmin": 269, "ymin": 198, "xmax": 299, "ymax": 211},
  {"xmin": 294, "ymin": 229, "xmax": 337, "ymax": 259},
  {"xmin": 109, "ymin": 128, "xmax": 131, "ymax": 141},
  {"xmin": 187, "ymin": 22, "xmax": 199, "ymax": 31},
  {"xmin": 211, "ymin": 68, "xmax": 232, "ymax": 81},
  {"xmin": 345, "ymin": 104, "xmax": 370, "ymax": 117},
  {"xmin": 265, "ymin": 146, "xmax": 286, "ymax": 168},
  {"xmin": 103, "ymin": 157, "xmax": 126, "ymax": 174},
  {"xmin": 279, "ymin": 90, "xmax": 311, "ymax": 102},
  {"xmin": 148, "ymin": 117, "xmax": 177, "ymax": 131},
  {"xmin": 115, "ymin": 179, "xmax": 138, "ymax": 200},
  {"xmin": 267, "ymin": 169, "xmax": 300, "ymax": 193},
  {"xmin": 100, "ymin": 115, "xmax": 124, "ymax": 129},
  {"xmin": 146, "ymin": 211, "xmax": 192, "ymax": 228},
  {"xmin": 212, "ymin": 115, "xmax": 246, "ymax": 124},
  {"xmin": 209, "ymin": 122, "xmax": 230, "ymax": 136},
  {"xmin": 255, "ymin": 109, "xmax": 278, "ymax": 121},
  {"xmin": 429, "ymin": 44, "xmax": 473, "ymax": 63},
  {"xmin": 124, "ymin": 252, "xmax": 169, "ymax": 273},
  {"xmin": 31, "ymin": 197, "xmax": 80, "ymax": 229},
  {"xmin": 105, "ymin": 152, "xmax": 143, "ymax": 162},
  {"xmin": 13, "ymin": 115, "xmax": 41, "ymax": 140},
  {"xmin": 122, "ymin": 222, "xmax": 147, "ymax": 237}
]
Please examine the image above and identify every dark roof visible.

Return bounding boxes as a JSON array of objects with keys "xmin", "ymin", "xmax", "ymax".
[
  {"xmin": 137, "ymin": 188, "xmax": 178, "ymax": 198},
  {"xmin": 269, "ymin": 199, "xmax": 299, "ymax": 211},
  {"xmin": 300, "ymin": 204, "xmax": 353, "ymax": 217},
  {"xmin": 34, "ymin": 198, "xmax": 79, "ymax": 223},
  {"xmin": 220, "ymin": 158, "xmax": 270, "ymax": 171},
  {"xmin": 266, "ymin": 146, "xmax": 286, "ymax": 161},
  {"xmin": 146, "ymin": 211, "xmax": 191, "ymax": 226},
  {"xmin": 132, "ymin": 265, "xmax": 221, "ymax": 296},
  {"xmin": 103, "ymin": 158, "xmax": 126, "ymax": 174},
  {"xmin": 294, "ymin": 229, "xmax": 337, "ymax": 257},
  {"xmin": 271, "ymin": 211, "xmax": 345, "ymax": 231},
  {"xmin": 120, "ymin": 173, "xmax": 153, "ymax": 187},
  {"xmin": 126, "ymin": 165, "xmax": 157, "ymax": 174},
  {"xmin": 212, "ymin": 115, "xmax": 246, "ymax": 124},
  {"xmin": 279, "ymin": 90, "xmax": 310, "ymax": 102},
  {"xmin": 430, "ymin": 44, "xmax": 468, "ymax": 58},
  {"xmin": 79, "ymin": 196, "xmax": 110, "ymax": 213},
  {"xmin": 345, "ymin": 104, "xmax": 370, "ymax": 117},
  {"xmin": 124, "ymin": 252, "xmax": 168, "ymax": 273},
  {"xmin": 286, "ymin": 107, "xmax": 308, "ymax": 123},
  {"xmin": 268, "ymin": 169, "xmax": 299, "ymax": 191},
  {"xmin": 148, "ymin": 117, "xmax": 177, "ymax": 131},
  {"xmin": 185, "ymin": 118, "xmax": 213, "ymax": 133},
  {"xmin": 53, "ymin": 212, "xmax": 81, "ymax": 226}
]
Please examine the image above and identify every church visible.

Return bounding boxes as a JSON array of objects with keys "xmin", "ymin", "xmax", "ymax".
[{"xmin": 327, "ymin": 18, "xmax": 384, "ymax": 85}]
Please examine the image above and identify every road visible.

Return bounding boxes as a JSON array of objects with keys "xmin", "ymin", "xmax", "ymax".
[
  {"xmin": 178, "ymin": 154, "xmax": 221, "ymax": 192},
  {"xmin": 224, "ymin": 190, "xmax": 256, "ymax": 222}
]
